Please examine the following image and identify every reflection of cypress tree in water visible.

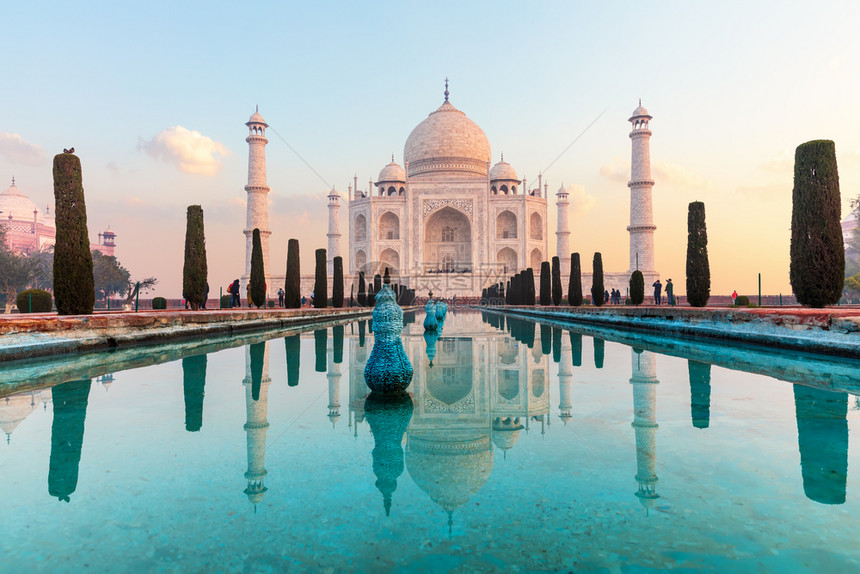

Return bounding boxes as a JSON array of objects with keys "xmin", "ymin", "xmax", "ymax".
[
  {"xmin": 182, "ymin": 354, "xmax": 207, "ymax": 432},
  {"xmin": 315, "ymin": 329, "xmax": 328, "ymax": 372},
  {"xmin": 365, "ymin": 393, "xmax": 413, "ymax": 516},
  {"xmin": 540, "ymin": 324, "xmax": 552, "ymax": 356},
  {"xmin": 358, "ymin": 320, "xmax": 366, "ymax": 348},
  {"xmin": 552, "ymin": 327, "xmax": 562, "ymax": 363},
  {"xmin": 498, "ymin": 314, "xmax": 505, "ymax": 331},
  {"xmin": 48, "ymin": 379, "xmax": 92, "ymax": 503},
  {"xmin": 794, "ymin": 385, "xmax": 848, "ymax": 505},
  {"xmin": 688, "ymin": 360, "xmax": 711, "ymax": 429},
  {"xmin": 403, "ymin": 310, "xmax": 416, "ymax": 326},
  {"xmin": 250, "ymin": 342, "xmax": 265, "ymax": 401},
  {"xmin": 523, "ymin": 321, "xmax": 535, "ymax": 348},
  {"xmin": 333, "ymin": 325, "xmax": 344, "ymax": 364},
  {"xmin": 285, "ymin": 334, "xmax": 301, "ymax": 387},
  {"xmin": 569, "ymin": 331, "xmax": 582, "ymax": 367},
  {"xmin": 593, "ymin": 338, "xmax": 605, "ymax": 369}
]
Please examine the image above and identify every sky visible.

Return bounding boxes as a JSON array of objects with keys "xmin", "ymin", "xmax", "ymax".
[{"xmin": 2, "ymin": 0, "xmax": 859, "ymax": 297}]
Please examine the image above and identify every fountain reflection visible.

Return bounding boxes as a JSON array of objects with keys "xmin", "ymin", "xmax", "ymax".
[{"xmin": 350, "ymin": 311, "xmax": 550, "ymax": 532}]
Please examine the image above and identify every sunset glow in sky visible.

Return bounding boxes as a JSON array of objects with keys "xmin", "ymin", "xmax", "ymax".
[{"xmin": 3, "ymin": 0, "xmax": 859, "ymax": 297}]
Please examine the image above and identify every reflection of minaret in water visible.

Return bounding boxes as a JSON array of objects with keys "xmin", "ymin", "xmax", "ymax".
[
  {"xmin": 243, "ymin": 342, "xmax": 271, "ymax": 507},
  {"xmin": 327, "ymin": 343, "xmax": 342, "ymax": 428},
  {"xmin": 557, "ymin": 335, "xmax": 572, "ymax": 424},
  {"xmin": 630, "ymin": 348, "xmax": 659, "ymax": 512},
  {"xmin": 48, "ymin": 379, "xmax": 92, "ymax": 502},
  {"xmin": 794, "ymin": 384, "xmax": 848, "ymax": 505}
]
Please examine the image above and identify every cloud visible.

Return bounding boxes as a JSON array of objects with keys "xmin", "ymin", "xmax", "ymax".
[
  {"xmin": 598, "ymin": 159, "xmax": 627, "ymax": 183},
  {"xmin": 567, "ymin": 184, "xmax": 598, "ymax": 215},
  {"xmin": 652, "ymin": 162, "xmax": 714, "ymax": 190},
  {"xmin": 0, "ymin": 133, "xmax": 47, "ymax": 165},
  {"xmin": 138, "ymin": 126, "xmax": 229, "ymax": 175}
]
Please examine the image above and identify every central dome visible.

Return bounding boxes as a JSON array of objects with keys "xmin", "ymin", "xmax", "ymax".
[{"xmin": 404, "ymin": 101, "xmax": 491, "ymax": 177}]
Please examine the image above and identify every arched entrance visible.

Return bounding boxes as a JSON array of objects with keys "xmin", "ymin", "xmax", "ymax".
[
  {"xmin": 529, "ymin": 248, "xmax": 542, "ymax": 271},
  {"xmin": 497, "ymin": 247, "xmax": 517, "ymax": 274},
  {"xmin": 424, "ymin": 206, "xmax": 472, "ymax": 272},
  {"xmin": 379, "ymin": 248, "xmax": 400, "ymax": 275}
]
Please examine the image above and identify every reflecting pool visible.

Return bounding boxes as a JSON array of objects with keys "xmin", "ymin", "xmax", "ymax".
[{"xmin": 2, "ymin": 310, "xmax": 860, "ymax": 572}]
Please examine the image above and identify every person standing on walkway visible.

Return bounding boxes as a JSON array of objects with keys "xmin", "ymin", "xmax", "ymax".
[
  {"xmin": 652, "ymin": 279, "xmax": 663, "ymax": 305},
  {"xmin": 230, "ymin": 279, "xmax": 240, "ymax": 308},
  {"xmin": 666, "ymin": 279, "xmax": 674, "ymax": 306},
  {"xmin": 277, "ymin": 287, "xmax": 285, "ymax": 307},
  {"xmin": 731, "ymin": 290, "xmax": 738, "ymax": 306}
]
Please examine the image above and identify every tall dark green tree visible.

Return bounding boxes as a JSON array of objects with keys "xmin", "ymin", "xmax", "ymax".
[
  {"xmin": 686, "ymin": 201, "xmax": 711, "ymax": 307},
  {"xmin": 284, "ymin": 238, "xmax": 301, "ymax": 308},
  {"xmin": 332, "ymin": 256, "xmax": 344, "ymax": 308},
  {"xmin": 52, "ymin": 153, "xmax": 94, "ymax": 315},
  {"xmin": 539, "ymin": 261, "xmax": 551, "ymax": 305},
  {"xmin": 551, "ymin": 256, "xmax": 562, "ymax": 305},
  {"xmin": 383, "ymin": 267, "xmax": 391, "ymax": 284},
  {"xmin": 790, "ymin": 140, "xmax": 844, "ymax": 307},
  {"xmin": 358, "ymin": 271, "xmax": 367, "ymax": 306},
  {"xmin": 250, "ymin": 229, "xmax": 266, "ymax": 308},
  {"xmin": 629, "ymin": 270, "xmax": 645, "ymax": 305},
  {"xmin": 591, "ymin": 253, "xmax": 605, "ymax": 306},
  {"xmin": 182, "ymin": 205, "xmax": 208, "ymax": 310},
  {"xmin": 568, "ymin": 253, "xmax": 582, "ymax": 307},
  {"xmin": 525, "ymin": 268, "xmax": 536, "ymax": 305},
  {"xmin": 313, "ymin": 248, "xmax": 327, "ymax": 308}
]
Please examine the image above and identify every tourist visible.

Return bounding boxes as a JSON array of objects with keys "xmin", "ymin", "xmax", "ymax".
[
  {"xmin": 301, "ymin": 295, "xmax": 307, "ymax": 307},
  {"xmin": 652, "ymin": 279, "xmax": 662, "ymax": 305},
  {"xmin": 666, "ymin": 279, "xmax": 674, "ymax": 306},
  {"xmin": 604, "ymin": 289, "xmax": 610, "ymax": 305},
  {"xmin": 732, "ymin": 290, "xmax": 738, "ymax": 306},
  {"xmin": 277, "ymin": 287, "xmax": 285, "ymax": 307},
  {"xmin": 230, "ymin": 279, "xmax": 240, "ymax": 308}
]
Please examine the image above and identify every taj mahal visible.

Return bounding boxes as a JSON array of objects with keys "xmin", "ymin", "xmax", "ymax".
[{"xmin": 241, "ymin": 84, "xmax": 659, "ymax": 298}]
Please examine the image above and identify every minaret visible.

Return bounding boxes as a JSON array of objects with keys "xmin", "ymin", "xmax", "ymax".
[
  {"xmin": 627, "ymin": 101, "xmax": 657, "ymax": 276},
  {"xmin": 557, "ymin": 335, "xmax": 572, "ymax": 424},
  {"xmin": 243, "ymin": 342, "xmax": 271, "ymax": 507},
  {"xmin": 243, "ymin": 107, "xmax": 272, "ymax": 296},
  {"xmin": 630, "ymin": 349, "xmax": 659, "ymax": 512},
  {"xmin": 327, "ymin": 188, "xmax": 342, "ymax": 275},
  {"xmin": 327, "ymin": 345, "xmax": 342, "ymax": 427},
  {"xmin": 555, "ymin": 185, "xmax": 571, "ymax": 276}
]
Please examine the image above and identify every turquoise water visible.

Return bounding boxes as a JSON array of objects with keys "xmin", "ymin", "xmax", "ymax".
[{"xmin": 2, "ymin": 310, "xmax": 860, "ymax": 572}]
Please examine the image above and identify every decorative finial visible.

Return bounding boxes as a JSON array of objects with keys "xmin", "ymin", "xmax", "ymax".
[
  {"xmin": 256, "ymin": 104, "xmax": 259, "ymax": 113},
  {"xmin": 444, "ymin": 78, "xmax": 449, "ymax": 102},
  {"xmin": 391, "ymin": 154, "xmax": 395, "ymax": 163},
  {"xmin": 11, "ymin": 176, "xmax": 15, "ymax": 186},
  {"xmin": 500, "ymin": 152, "xmax": 504, "ymax": 162},
  {"xmin": 639, "ymin": 98, "xmax": 641, "ymax": 106}
]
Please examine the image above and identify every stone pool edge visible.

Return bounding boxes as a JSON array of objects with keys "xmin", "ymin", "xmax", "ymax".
[
  {"xmin": 478, "ymin": 305, "xmax": 860, "ymax": 359},
  {"xmin": 0, "ymin": 308, "xmax": 376, "ymax": 363}
]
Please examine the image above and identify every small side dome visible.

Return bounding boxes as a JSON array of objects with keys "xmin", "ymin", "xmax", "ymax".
[
  {"xmin": 377, "ymin": 159, "xmax": 406, "ymax": 183},
  {"xmin": 489, "ymin": 157, "xmax": 519, "ymax": 182}
]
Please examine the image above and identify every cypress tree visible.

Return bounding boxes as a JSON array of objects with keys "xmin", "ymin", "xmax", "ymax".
[
  {"xmin": 505, "ymin": 280, "xmax": 511, "ymax": 305},
  {"xmin": 551, "ymin": 256, "xmax": 562, "ymax": 306},
  {"xmin": 526, "ymin": 268, "xmax": 536, "ymax": 305},
  {"xmin": 358, "ymin": 271, "xmax": 367, "ymax": 306},
  {"xmin": 182, "ymin": 205, "xmax": 208, "ymax": 310},
  {"xmin": 629, "ymin": 270, "xmax": 645, "ymax": 305},
  {"xmin": 284, "ymin": 238, "xmax": 301, "ymax": 308},
  {"xmin": 383, "ymin": 267, "xmax": 391, "ymax": 284},
  {"xmin": 249, "ymin": 229, "xmax": 266, "ymax": 308},
  {"xmin": 367, "ymin": 282, "xmax": 375, "ymax": 307},
  {"xmin": 790, "ymin": 140, "xmax": 844, "ymax": 307},
  {"xmin": 686, "ymin": 201, "xmax": 711, "ymax": 307},
  {"xmin": 569, "ymin": 253, "xmax": 582, "ymax": 307},
  {"xmin": 539, "ymin": 261, "xmax": 551, "ymax": 305},
  {"xmin": 374, "ymin": 273, "xmax": 382, "ymax": 294},
  {"xmin": 591, "ymin": 253, "xmax": 605, "ymax": 306},
  {"xmin": 313, "ymin": 248, "xmax": 327, "ymax": 308},
  {"xmin": 52, "ymin": 153, "xmax": 94, "ymax": 315},
  {"xmin": 332, "ymin": 256, "xmax": 344, "ymax": 308}
]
